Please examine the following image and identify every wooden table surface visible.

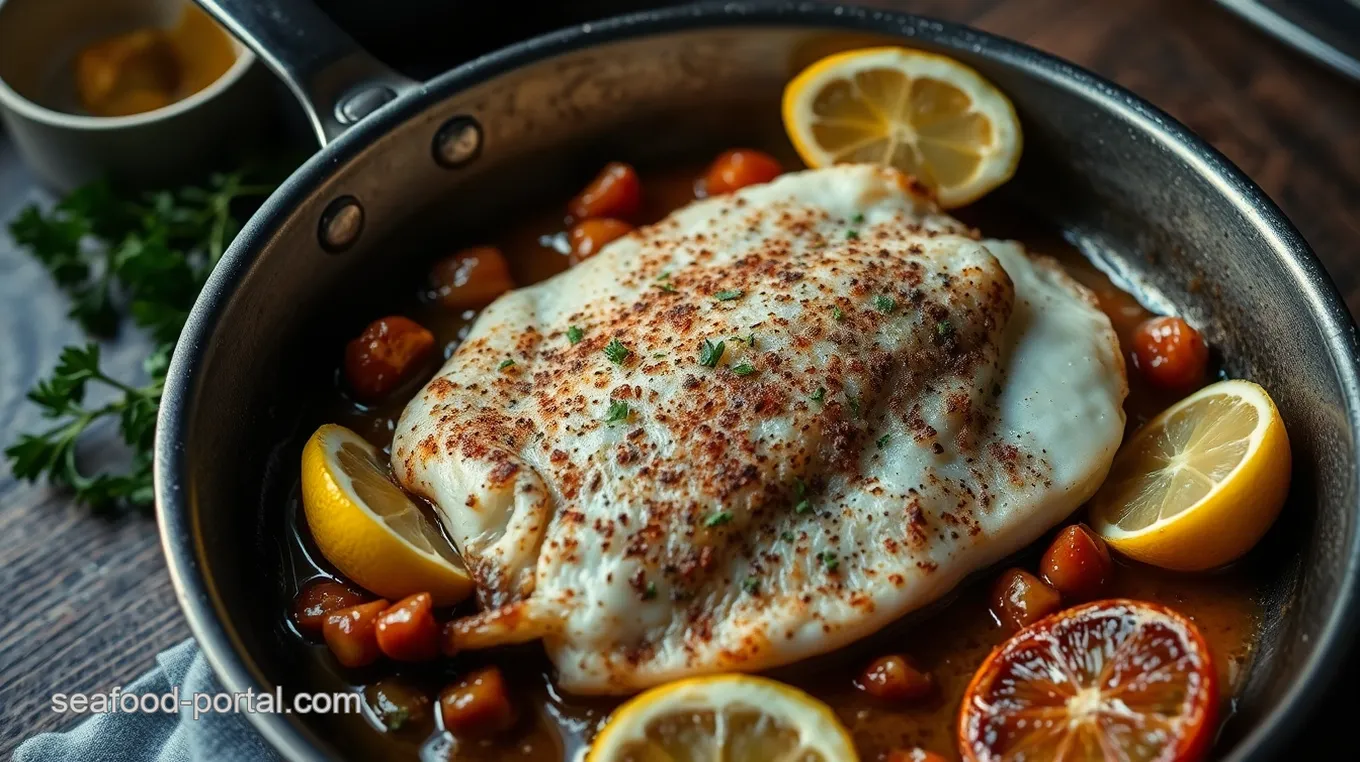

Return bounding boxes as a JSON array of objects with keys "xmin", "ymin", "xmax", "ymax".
[{"xmin": 2, "ymin": 0, "xmax": 1358, "ymax": 757}]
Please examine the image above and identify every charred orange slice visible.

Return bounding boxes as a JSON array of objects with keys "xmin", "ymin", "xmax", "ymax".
[{"xmin": 959, "ymin": 600, "xmax": 1217, "ymax": 762}]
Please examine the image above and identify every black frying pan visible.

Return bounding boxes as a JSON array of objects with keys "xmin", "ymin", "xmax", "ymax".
[{"xmin": 156, "ymin": 1, "xmax": 1360, "ymax": 759}]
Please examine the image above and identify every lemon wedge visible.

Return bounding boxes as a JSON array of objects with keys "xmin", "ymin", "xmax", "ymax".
[
  {"xmin": 301, "ymin": 424, "xmax": 473, "ymax": 605},
  {"xmin": 782, "ymin": 47, "xmax": 1021, "ymax": 208},
  {"xmin": 587, "ymin": 674, "xmax": 857, "ymax": 762},
  {"xmin": 1088, "ymin": 380, "xmax": 1291, "ymax": 571}
]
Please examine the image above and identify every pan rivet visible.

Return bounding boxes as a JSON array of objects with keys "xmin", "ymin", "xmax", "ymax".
[
  {"xmin": 433, "ymin": 116, "xmax": 482, "ymax": 169},
  {"xmin": 319, "ymin": 196, "xmax": 364, "ymax": 253}
]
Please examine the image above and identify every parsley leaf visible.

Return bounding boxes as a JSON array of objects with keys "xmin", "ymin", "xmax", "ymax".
[
  {"xmin": 4, "ymin": 165, "xmax": 282, "ymax": 512},
  {"xmin": 851, "ymin": 213, "xmax": 865, "ymax": 224},
  {"xmin": 832, "ymin": 306, "xmax": 844, "ymax": 322},
  {"xmin": 380, "ymin": 707, "xmax": 410, "ymax": 732},
  {"xmin": 741, "ymin": 577, "xmax": 759, "ymax": 595},
  {"xmin": 731, "ymin": 362, "xmax": 755, "ymax": 376},
  {"xmin": 714, "ymin": 289, "xmax": 744, "ymax": 301},
  {"xmin": 566, "ymin": 326, "xmax": 584, "ymax": 345},
  {"xmin": 810, "ymin": 386, "xmax": 826, "ymax": 403},
  {"xmin": 642, "ymin": 581, "xmax": 658, "ymax": 601},
  {"xmin": 818, "ymin": 551, "xmax": 840, "ymax": 572},
  {"xmin": 874, "ymin": 295, "xmax": 897, "ymax": 314},
  {"xmin": 604, "ymin": 400, "xmax": 631, "ymax": 425},
  {"xmin": 704, "ymin": 511, "xmax": 733, "ymax": 527},
  {"xmin": 698, "ymin": 339, "xmax": 725, "ymax": 368},
  {"xmin": 603, "ymin": 338, "xmax": 631, "ymax": 364},
  {"xmin": 876, "ymin": 434, "xmax": 890, "ymax": 449},
  {"xmin": 934, "ymin": 319, "xmax": 955, "ymax": 344},
  {"xmin": 498, "ymin": 358, "xmax": 515, "ymax": 370}
]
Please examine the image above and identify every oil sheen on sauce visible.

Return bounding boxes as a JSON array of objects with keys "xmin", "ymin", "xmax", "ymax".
[{"xmin": 274, "ymin": 157, "xmax": 1263, "ymax": 762}]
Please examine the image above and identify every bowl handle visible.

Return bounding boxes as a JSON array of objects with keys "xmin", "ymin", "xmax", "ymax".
[{"xmin": 193, "ymin": 0, "xmax": 420, "ymax": 146}]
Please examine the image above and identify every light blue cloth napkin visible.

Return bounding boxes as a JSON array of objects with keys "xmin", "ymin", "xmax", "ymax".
[{"xmin": 13, "ymin": 639, "xmax": 282, "ymax": 762}]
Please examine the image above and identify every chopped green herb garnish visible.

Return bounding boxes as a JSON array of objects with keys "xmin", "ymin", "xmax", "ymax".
[
  {"xmin": 604, "ymin": 338, "xmax": 631, "ymax": 364},
  {"xmin": 876, "ymin": 434, "xmax": 890, "ymax": 449},
  {"xmin": 793, "ymin": 478, "xmax": 807, "ymax": 497},
  {"xmin": 642, "ymin": 581, "xmax": 657, "ymax": 600},
  {"xmin": 731, "ymin": 362, "xmax": 755, "ymax": 376},
  {"xmin": 851, "ymin": 213, "xmax": 865, "ymax": 224},
  {"xmin": 704, "ymin": 511, "xmax": 733, "ymax": 527},
  {"xmin": 934, "ymin": 319, "xmax": 955, "ymax": 343},
  {"xmin": 795, "ymin": 499, "xmax": 812, "ymax": 514},
  {"xmin": 566, "ymin": 325, "xmax": 584, "ymax": 345},
  {"xmin": 498, "ymin": 358, "xmax": 515, "ymax": 370},
  {"xmin": 874, "ymin": 295, "xmax": 897, "ymax": 314},
  {"xmin": 698, "ymin": 339, "xmax": 725, "ymax": 368},
  {"xmin": 741, "ymin": 577, "xmax": 759, "ymax": 595},
  {"xmin": 810, "ymin": 386, "xmax": 826, "ymax": 403},
  {"xmin": 604, "ymin": 400, "xmax": 631, "ymax": 425},
  {"xmin": 653, "ymin": 352, "xmax": 668, "ymax": 358},
  {"xmin": 657, "ymin": 281, "xmax": 677, "ymax": 293},
  {"xmin": 781, "ymin": 531, "xmax": 796, "ymax": 542},
  {"xmin": 381, "ymin": 707, "xmax": 410, "ymax": 731},
  {"xmin": 714, "ymin": 289, "xmax": 744, "ymax": 302},
  {"xmin": 846, "ymin": 229, "xmax": 859, "ymax": 240},
  {"xmin": 832, "ymin": 306, "xmax": 844, "ymax": 321},
  {"xmin": 818, "ymin": 551, "xmax": 840, "ymax": 572}
]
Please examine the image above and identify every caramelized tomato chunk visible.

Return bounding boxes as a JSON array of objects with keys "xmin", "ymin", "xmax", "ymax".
[
  {"xmin": 887, "ymin": 750, "xmax": 949, "ymax": 762},
  {"xmin": 990, "ymin": 568, "xmax": 1061, "ymax": 632},
  {"xmin": 568, "ymin": 161, "xmax": 642, "ymax": 220},
  {"xmin": 568, "ymin": 218, "xmax": 633, "ymax": 264},
  {"xmin": 429, "ymin": 246, "xmax": 514, "ymax": 312},
  {"xmin": 291, "ymin": 579, "xmax": 368, "ymax": 636},
  {"xmin": 1041, "ymin": 524, "xmax": 1114, "ymax": 602},
  {"xmin": 375, "ymin": 593, "xmax": 440, "ymax": 662},
  {"xmin": 702, "ymin": 149, "xmax": 782, "ymax": 196},
  {"xmin": 439, "ymin": 666, "xmax": 515, "ymax": 736},
  {"xmin": 1132, "ymin": 315, "xmax": 1208, "ymax": 391},
  {"xmin": 322, "ymin": 599, "xmax": 389, "ymax": 668},
  {"xmin": 856, "ymin": 654, "xmax": 935, "ymax": 703},
  {"xmin": 365, "ymin": 677, "xmax": 432, "ymax": 732},
  {"xmin": 343, "ymin": 316, "xmax": 436, "ymax": 403}
]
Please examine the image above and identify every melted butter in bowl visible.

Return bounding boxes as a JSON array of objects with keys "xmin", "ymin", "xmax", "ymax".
[{"xmin": 74, "ymin": 4, "xmax": 237, "ymax": 118}]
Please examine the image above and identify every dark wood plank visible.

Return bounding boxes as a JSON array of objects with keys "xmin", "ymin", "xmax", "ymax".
[
  {"xmin": 1, "ymin": 0, "xmax": 1358, "ymax": 757},
  {"xmin": 894, "ymin": 0, "xmax": 1360, "ymax": 312},
  {"xmin": 0, "ymin": 140, "xmax": 190, "ymax": 756}
]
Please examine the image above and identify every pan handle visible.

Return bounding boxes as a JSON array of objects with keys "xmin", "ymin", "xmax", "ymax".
[{"xmin": 194, "ymin": 0, "xmax": 420, "ymax": 146}]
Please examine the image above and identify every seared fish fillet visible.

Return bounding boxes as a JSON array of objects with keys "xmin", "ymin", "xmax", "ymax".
[{"xmin": 392, "ymin": 165, "xmax": 1127, "ymax": 694}]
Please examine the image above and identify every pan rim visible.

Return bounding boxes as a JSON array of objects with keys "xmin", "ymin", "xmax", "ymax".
[{"xmin": 155, "ymin": 3, "xmax": 1360, "ymax": 760}]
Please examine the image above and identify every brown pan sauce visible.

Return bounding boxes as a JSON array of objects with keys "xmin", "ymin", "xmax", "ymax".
[{"xmin": 277, "ymin": 151, "xmax": 1263, "ymax": 762}]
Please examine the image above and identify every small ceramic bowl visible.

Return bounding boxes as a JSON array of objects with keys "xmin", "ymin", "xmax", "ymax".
[{"xmin": 0, "ymin": 0, "xmax": 271, "ymax": 191}]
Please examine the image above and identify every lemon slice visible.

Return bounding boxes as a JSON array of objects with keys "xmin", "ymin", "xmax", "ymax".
[
  {"xmin": 301, "ymin": 424, "xmax": 474, "ymax": 605},
  {"xmin": 1088, "ymin": 380, "xmax": 1291, "ymax": 571},
  {"xmin": 782, "ymin": 47, "xmax": 1021, "ymax": 208},
  {"xmin": 587, "ymin": 675, "xmax": 857, "ymax": 762}
]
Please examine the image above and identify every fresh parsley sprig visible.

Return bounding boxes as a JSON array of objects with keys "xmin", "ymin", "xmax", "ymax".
[
  {"xmin": 6, "ymin": 344, "xmax": 161, "ymax": 510},
  {"xmin": 4, "ymin": 166, "xmax": 281, "ymax": 511}
]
